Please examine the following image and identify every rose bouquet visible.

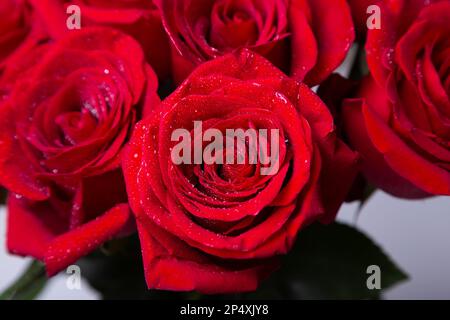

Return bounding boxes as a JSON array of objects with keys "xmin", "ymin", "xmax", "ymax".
[{"xmin": 0, "ymin": 0, "xmax": 448, "ymax": 300}]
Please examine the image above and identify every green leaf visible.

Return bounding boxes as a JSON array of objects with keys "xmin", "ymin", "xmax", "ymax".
[
  {"xmin": 157, "ymin": 79, "xmax": 176, "ymax": 100},
  {"xmin": 357, "ymin": 184, "xmax": 377, "ymax": 214},
  {"xmin": 242, "ymin": 222, "xmax": 408, "ymax": 300},
  {"xmin": 0, "ymin": 187, "xmax": 7, "ymax": 205},
  {"xmin": 0, "ymin": 260, "xmax": 47, "ymax": 300},
  {"xmin": 79, "ymin": 236, "xmax": 191, "ymax": 300},
  {"xmin": 81, "ymin": 226, "xmax": 407, "ymax": 300}
]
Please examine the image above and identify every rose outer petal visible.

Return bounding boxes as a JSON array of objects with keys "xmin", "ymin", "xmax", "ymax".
[
  {"xmin": 0, "ymin": 102, "xmax": 50, "ymax": 200},
  {"xmin": 7, "ymin": 195, "xmax": 132, "ymax": 276},
  {"xmin": 136, "ymin": 213, "xmax": 277, "ymax": 294},
  {"xmin": 343, "ymin": 72, "xmax": 450, "ymax": 199},
  {"xmin": 301, "ymin": 0, "xmax": 355, "ymax": 86}
]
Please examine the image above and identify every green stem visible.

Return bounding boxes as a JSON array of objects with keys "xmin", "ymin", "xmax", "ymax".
[{"xmin": 0, "ymin": 260, "xmax": 47, "ymax": 300}]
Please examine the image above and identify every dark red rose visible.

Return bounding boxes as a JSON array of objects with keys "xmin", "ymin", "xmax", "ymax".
[
  {"xmin": 318, "ymin": 74, "xmax": 370, "ymax": 203},
  {"xmin": 0, "ymin": 27, "xmax": 159, "ymax": 275},
  {"xmin": 341, "ymin": 0, "xmax": 450, "ymax": 197},
  {"xmin": 30, "ymin": 0, "xmax": 171, "ymax": 78},
  {"xmin": 0, "ymin": 0, "xmax": 44, "ymax": 73},
  {"xmin": 155, "ymin": 0, "xmax": 355, "ymax": 85},
  {"xmin": 346, "ymin": 0, "xmax": 379, "ymax": 41},
  {"xmin": 123, "ymin": 49, "xmax": 358, "ymax": 294}
]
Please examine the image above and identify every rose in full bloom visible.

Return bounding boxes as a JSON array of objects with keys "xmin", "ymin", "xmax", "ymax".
[
  {"xmin": 155, "ymin": 0, "xmax": 355, "ymax": 85},
  {"xmin": 0, "ymin": 27, "xmax": 159, "ymax": 275},
  {"xmin": 31, "ymin": 0, "xmax": 170, "ymax": 78},
  {"xmin": 341, "ymin": 0, "xmax": 450, "ymax": 197},
  {"xmin": 123, "ymin": 49, "xmax": 358, "ymax": 294}
]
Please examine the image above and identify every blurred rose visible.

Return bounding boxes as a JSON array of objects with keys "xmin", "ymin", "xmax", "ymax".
[
  {"xmin": 155, "ymin": 0, "xmax": 354, "ymax": 85},
  {"xmin": 29, "ymin": 0, "xmax": 171, "ymax": 79},
  {"xmin": 341, "ymin": 1, "xmax": 450, "ymax": 197},
  {"xmin": 0, "ymin": 0, "xmax": 46, "ymax": 77}
]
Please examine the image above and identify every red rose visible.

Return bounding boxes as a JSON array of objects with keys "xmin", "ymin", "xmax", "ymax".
[
  {"xmin": 346, "ymin": 0, "xmax": 379, "ymax": 41},
  {"xmin": 342, "ymin": 0, "xmax": 450, "ymax": 197},
  {"xmin": 0, "ymin": 0, "xmax": 44, "ymax": 73},
  {"xmin": 123, "ymin": 50, "xmax": 358, "ymax": 294},
  {"xmin": 30, "ymin": 0, "xmax": 171, "ymax": 78},
  {"xmin": 0, "ymin": 27, "xmax": 159, "ymax": 275},
  {"xmin": 155, "ymin": 0, "xmax": 355, "ymax": 85}
]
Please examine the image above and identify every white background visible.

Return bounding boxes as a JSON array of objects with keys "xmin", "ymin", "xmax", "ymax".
[{"xmin": 0, "ymin": 191, "xmax": 449, "ymax": 300}]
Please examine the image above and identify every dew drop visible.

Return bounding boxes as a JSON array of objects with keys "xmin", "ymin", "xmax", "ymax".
[{"xmin": 275, "ymin": 92, "xmax": 288, "ymax": 104}]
